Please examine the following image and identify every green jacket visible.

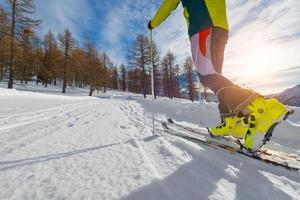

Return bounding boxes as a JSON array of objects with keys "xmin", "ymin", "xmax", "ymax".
[{"xmin": 151, "ymin": 0, "xmax": 229, "ymax": 37}]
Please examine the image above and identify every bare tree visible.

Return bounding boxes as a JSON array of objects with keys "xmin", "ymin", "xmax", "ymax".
[
  {"xmin": 5, "ymin": 0, "xmax": 41, "ymax": 88},
  {"xmin": 175, "ymin": 64, "xmax": 180, "ymax": 98},
  {"xmin": 149, "ymin": 42, "xmax": 161, "ymax": 98},
  {"xmin": 184, "ymin": 56, "xmax": 196, "ymax": 102},
  {"xmin": 130, "ymin": 34, "xmax": 150, "ymax": 98},
  {"xmin": 43, "ymin": 30, "xmax": 58, "ymax": 87},
  {"xmin": 19, "ymin": 27, "xmax": 33, "ymax": 84},
  {"xmin": 101, "ymin": 51, "xmax": 110, "ymax": 93},
  {"xmin": 32, "ymin": 35, "xmax": 43, "ymax": 85},
  {"xmin": 161, "ymin": 50, "xmax": 176, "ymax": 99},
  {"xmin": 59, "ymin": 28, "xmax": 74, "ymax": 93},
  {"xmin": 85, "ymin": 38, "xmax": 98, "ymax": 96},
  {"xmin": 119, "ymin": 64, "xmax": 126, "ymax": 92},
  {"xmin": 0, "ymin": 7, "xmax": 9, "ymax": 79},
  {"xmin": 111, "ymin": 66, "xmax": 118, "ymax": 90}
]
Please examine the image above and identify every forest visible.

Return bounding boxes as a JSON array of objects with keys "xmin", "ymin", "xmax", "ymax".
[{"xmin": 0, "ymin": 0, "xmax": 200, "ymax": 101}]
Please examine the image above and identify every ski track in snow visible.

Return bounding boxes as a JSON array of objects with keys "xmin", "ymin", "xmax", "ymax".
[{"xmin": 0, "ymin": 86, "xmax": 299, "ymax": 200}]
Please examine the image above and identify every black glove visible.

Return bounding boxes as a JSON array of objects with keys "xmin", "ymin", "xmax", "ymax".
[{"xmin": 148, "ymin": 20, "xmax": 153, "ymax": 30}]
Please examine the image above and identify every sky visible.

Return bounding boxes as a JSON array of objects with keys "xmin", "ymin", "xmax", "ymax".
[{"xmin": 1, "ymin": 0, "xmax": 300, "ymax": 94}]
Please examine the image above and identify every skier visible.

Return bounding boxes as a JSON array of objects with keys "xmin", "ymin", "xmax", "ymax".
[{"xmin": 148, "ymin": 0, "xmax": 291, "ymax": 151}]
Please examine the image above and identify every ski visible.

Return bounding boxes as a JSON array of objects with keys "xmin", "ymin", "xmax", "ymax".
[
  {"xmin": 166, "ymin": 118, "xmax": 299, "ymax": 161},
  {"xmin": 166, "ymin": 118, "xmax": 240, "ymax": 146},
  {"xmin": 161, "ymin": 121, "xmax": 300, "ymax": 172}
]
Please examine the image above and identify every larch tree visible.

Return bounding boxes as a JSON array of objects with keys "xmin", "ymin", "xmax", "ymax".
[
  {"xmin": 130, "ymin": 34, "xmax": 150, "ymax": 98},
  {"xmin": 43, "ymin": 30, "xmax": 58, "ymax": 87},
  {"xmin": 127, "ymin": 68, "xmax": 139, "ymax": 94},
  {"xmin": 119, "ymin": 64, "xmax": 126, "ymax": 92},
  {"xmin": 175, "ymin": 64, "xmax": 181, "ymax": 98},
  {"xmin": 184, "ymin": 56, "xmax": 196, "ymax": 102},
  {"xmin": 72, "ymin": 47, "xmax": 87, "ymax": 88},
  {"xmin": 149, "ymin": 42, "xmax": 161, "ymax": 99},
  {"xmin": 32, "ymin": 35, "xmax": 44, "ymax": 85},
  {"xmin": 161, "ymin": 50, "xmax": 176, "ymax": 99},
  {"xmin": 101, "ymin": 51, "xmax": 110, "ymax": 93},
  {"xmin": 85, "ymin": 38, "xmax": 98, "ymax": 96},
  {"xmin": 5, "ymin": 0, "xmax": 41, "ymax": 88},
  {"xmin": 19, "ymin": 27, "xmax": 33, "ymax": 84},
  {"xmin": 111, "ymin": 66, "xmax": 119, "ymax": 90},
  {"xmin": 161, "ymin": 55, "xmax": 169, "ymax": 97},
  {"xmin": 58, "ymin": 28, "xmax": 74, "ymax": 93},
  {"xmin": 0, "ymin": 7, "xmax": 9, "ymax": 79}
]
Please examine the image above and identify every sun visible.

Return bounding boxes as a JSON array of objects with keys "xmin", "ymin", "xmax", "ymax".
[
  {"xmin": 225, "ymin": 44, "xmax": 284, "ymax": 93},
  {"xmin": 243, "ymin": 46, "xmax": 274, "ymax": 78}
]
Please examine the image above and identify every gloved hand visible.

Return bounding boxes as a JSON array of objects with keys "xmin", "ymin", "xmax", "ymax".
[{"xmin": 148, "ymin": 20, "xmax": 153, "ymax": 30}]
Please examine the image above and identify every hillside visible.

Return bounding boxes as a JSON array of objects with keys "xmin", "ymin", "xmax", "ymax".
[{"xmin": 272, "ymin": 84, "xmax": 300, "ymax": 107}]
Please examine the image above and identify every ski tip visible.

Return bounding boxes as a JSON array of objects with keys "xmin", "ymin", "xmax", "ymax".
[
  {"xmin": 284, "ymin": 109, "xmax": 296, "ymax": 121},
  {"xmin": 167, "ymin": 118, "xmax": 174, "ymax": 123},
  {"xmin": 207, "ymin": 127, "xmax": 215, "ymax": 138},
  {"xmin": 161, "ymin": 122, "xmax": 168, "ymax": 129}
]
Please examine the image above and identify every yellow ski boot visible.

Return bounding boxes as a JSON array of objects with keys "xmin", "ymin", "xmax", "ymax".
[
  {"xmin": 243, "ymin": 97, "xmax": 293, "ymax": 150},
  {"xmin": 209, "ymin": 116, "xmax": 248, "ymax": 139}
]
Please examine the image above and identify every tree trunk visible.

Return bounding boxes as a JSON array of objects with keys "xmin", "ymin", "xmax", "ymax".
[
  {"xmin": 0, "ymin": 66, "xmax": 3, "ymax": 80},
  {"xmin": 62, "ymin": 68, "xmax": 67, "ymax": 93},
  {"xmin": 89, "ymin": 85, "xmax": 93, "ymax": 96},
  {"xmin": 45, "ymin": 76, "xmax": 48, "ymax": 87},
  {"xmin": 8, "ymin": 0, "xmax": 16, "ymax": 89}
]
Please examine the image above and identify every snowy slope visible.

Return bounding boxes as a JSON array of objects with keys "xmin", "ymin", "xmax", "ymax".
[{"xmin": 0, "ymin": 84, "xmax": 299, "ymax": 200}]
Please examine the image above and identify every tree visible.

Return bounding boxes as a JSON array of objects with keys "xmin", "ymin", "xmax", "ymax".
[
  {"xmin": 149, "ymin": 42, "xmax": 161, "ymax": 98},
  {"xmin": 111, "ymin": 66, "xmax": 119, "ymax": 90},
  {"xmin": 85, "ymin": 38, "xmax": 98, "ymax": 96},
  {"xmin": 119, "ymin": 64, "xmax": 126, "ymax": 92},
  {"xmin": 175, "ymin": 64, "xmax": 180, "ymax": 98},
  {"xmin": 101, "ymin": 51, "xmax": 110, "ymax": 93},
  {"xmin": 184, "ymin": 56, "xmax": 196, "ymax": 102},
  {"xmin": 19, "ymin": 27, "xmax": 33, "ymax": 84},
  {"xmin": 43, "ymin": 30, "xmax": 58, "ymax": 87},
  {"xmin": 59, "ymin": 28, "xmax": 74, "ymax": 93},
  {"xmin": 72, "ymin": 47, "xmax": 87, "ymax": 88},
  {"xmin": 161, "ymin": 50, "xmax": 176, "ymax": 99},
  {"xmin": 161, "ymin": 55, "xmax": 169, "ymax": 97},
  {"xmin": 5, "ymin": 0, "xmax": 41, "ymax": 88},
  {"xmin": 0, "ymin": 7, "xmax": 9, "ymax": 80},
  {"xmin": 130, "ymin": 34, "xmax": 151, "ymax": 98},
  {"xmin": 127, "ymin": 67, "xmax": 139, "ymax": 94},
  {"xmin": 32, "ymin": 35, "xmax": 44, "ymax": 85}
]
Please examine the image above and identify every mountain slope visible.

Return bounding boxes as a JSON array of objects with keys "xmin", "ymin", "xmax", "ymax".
[{"xmin": 272, "ymin": 84, "xmax": 300, "ymax": 107}]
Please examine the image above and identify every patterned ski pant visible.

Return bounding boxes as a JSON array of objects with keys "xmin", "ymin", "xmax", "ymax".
[{"xmin": 190, "ymin": 27, "xmax": 259, "ymax": 117}]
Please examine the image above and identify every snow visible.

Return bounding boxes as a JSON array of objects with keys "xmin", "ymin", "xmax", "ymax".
[{"xmin": 0, "ymin": 82, "xmax": 299, "ymax": 200}]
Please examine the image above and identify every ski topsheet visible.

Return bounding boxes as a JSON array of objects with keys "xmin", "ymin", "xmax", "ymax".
[{"xmin": 161, "ymin": 119, "xmax": 300, "ymax": 172}]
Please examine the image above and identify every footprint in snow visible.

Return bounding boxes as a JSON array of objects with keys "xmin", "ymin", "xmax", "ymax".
[
  {"xmin": 68, "ymin": 123, "xmax": 74, "ymax": 128},
  {"xmin": 128, "ymin": 139, "xmax": 139, "ymax": 148},
  {"xmin": 120, "ymin": 125, "xmax": 127, "ymax": 129}
]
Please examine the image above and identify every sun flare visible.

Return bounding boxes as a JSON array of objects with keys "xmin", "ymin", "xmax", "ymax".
[{"xmin": 243, "ymin": 46, "xmax": 276, "ymax": 78}]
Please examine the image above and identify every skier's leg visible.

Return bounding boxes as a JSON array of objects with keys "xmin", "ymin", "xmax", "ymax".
[
  {"xmin": 191, "ymin": 28, "xmax": 258, "ymax": 117},
  {"xmin": 209, "ymin": 29, "xmax": 290, "ymax": 149},
  {"xmin": 191, "ymin": 27, "xmax": 290, "ymax": 150},
  {"xmin": 211, "ymin": 27, "xmax": 228, "ymax": 74},
  {"xmin": 191, "ymin": 28, "xmax": 250, "ymax": 139}
]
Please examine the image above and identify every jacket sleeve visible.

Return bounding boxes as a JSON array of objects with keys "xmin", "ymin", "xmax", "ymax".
[{"xmin": 151, "ymin": 0, "xmax": 181, "ymax": 28}]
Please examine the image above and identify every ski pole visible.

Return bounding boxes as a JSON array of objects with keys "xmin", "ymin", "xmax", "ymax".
[{"xmin": 150, "ymin": 29, "xmax": 155, "ymax": 134}]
